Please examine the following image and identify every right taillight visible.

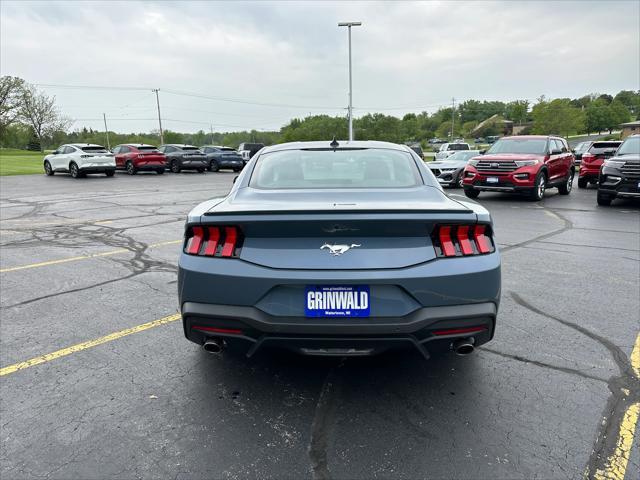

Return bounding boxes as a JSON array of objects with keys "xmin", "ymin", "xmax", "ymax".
[
  {"xmin": 432, "ymin": 224, "xmax": 495, "ymax": 257},
  {"xmin": 184, "ymin": 225, "xmax": 243, "ymax": 258},
  {"xmin": 582, "ymin": 153, "xmax": 595, "ymax": 164}
]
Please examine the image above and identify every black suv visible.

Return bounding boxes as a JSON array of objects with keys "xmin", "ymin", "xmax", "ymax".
[
  {"xmin": 597, "ymin": 135, "xmax": 640, "ymax": 206},
  {"xmin": 158, "ymin": 145, "xmax": 208, "ymax": 173}
]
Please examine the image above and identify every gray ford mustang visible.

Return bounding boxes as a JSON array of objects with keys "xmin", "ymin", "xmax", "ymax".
[{"xmin": 178, "ymin": 140, "xmax": 501, "ymax": 360}]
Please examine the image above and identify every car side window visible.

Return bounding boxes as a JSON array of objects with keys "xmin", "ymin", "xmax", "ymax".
[
  {"xmin": 112, "ymin": 146, "xmax": 121, "ymax": 154},
  {"xmin": 64, "ymin": 146, "xmax": 74, "ymax": 154},
  {"xmin": 120, "ymin": 146, "xmax": 130, "ymax": 154},
  {"xmin": 165, "ymin": 146, "xmax": 174, "ymax": 153},
  {"xmin": 554, "ymin": 139, "xmax": 565, "ymax": 152}
]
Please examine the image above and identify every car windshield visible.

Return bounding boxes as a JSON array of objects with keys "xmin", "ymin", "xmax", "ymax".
[
  {"xmin": 250, "ymin": 149, "xmax": 422, "ymax": 189},
  {"xmin": 617, "ymin": 136, "xmax": 640, "ymax": 156},
  {"xmin": 486, "ymin": 138, "xmax": 548, "ymax": 154},
  {"xmin": 448, "ymin": 151, "xmax": 480, "ymax": 162},
  {"xmin": 80, "ymin": 146, "xmax": 108, "ymax": 153}
]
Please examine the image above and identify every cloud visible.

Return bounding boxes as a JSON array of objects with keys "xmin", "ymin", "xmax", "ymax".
[{"xmin": 1, "ymin": 0, "xmax": 638, "ymax": 133}]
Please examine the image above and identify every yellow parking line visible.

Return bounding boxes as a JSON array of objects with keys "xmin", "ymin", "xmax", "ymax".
[
  {"xmin": 0, "ymin": 313, "xmax": 181, "ymax": 377},
  {"xmin": 595, "ymin": 333, "xmax": 640, "ymax": 480},
  {"xmin": 0, "ymin": 239, "xmax": 181, "ymax": 273}
]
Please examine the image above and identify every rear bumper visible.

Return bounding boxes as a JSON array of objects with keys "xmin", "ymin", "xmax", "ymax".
[
  {"xmin": 179, "ymin": 159, "xmax": 208, "ymax": 169},
  {"xmin": 182, "ymin": 301, "xmax": 497, "ymax": 359},
  {"xmin": 78, "ymin": 165, "xmax": 115, "ymax": 172},
  {"xmin": 133, "ymin": 161, "xmax": 166, "ymax": 170}
]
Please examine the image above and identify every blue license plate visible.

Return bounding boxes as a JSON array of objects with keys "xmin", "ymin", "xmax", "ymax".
[{"xmin": 305, "ymin": 285, "xmax": 370, "ymax": 318}]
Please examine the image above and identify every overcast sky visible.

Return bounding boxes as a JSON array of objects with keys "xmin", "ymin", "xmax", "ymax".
[{"xmin": 1, "ymin": 0, "xmax": 638, "ymax": 134}]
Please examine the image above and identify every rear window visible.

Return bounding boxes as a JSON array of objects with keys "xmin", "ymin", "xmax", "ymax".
[
  {"xmin": 220, "ymin": 148, "xmax": 236, "ymax": 152},
  {"xmin": 137, "ymin": 146, "xmax": 158, "ymax": 151},
  {"xmin": 589, "ymin": 142, "xmax": 621, "ymax": 153},
  {"xmin": 250, "ymin": 149, "xmax": 422, "ymax": 189},
  {"xmin": 448, "ymin": 144, "xmax": 469, "ymax": 151},
  {"xmin": 487, "ymin": 138, "xmax": 548, "ymax": 155},
  {"xmin": 181, "ymin": 146, "xmax": 200, "ymax": 151},
  {"xmin": 80, "ymin": 146, "xmax": 108, "ymax": 153}
]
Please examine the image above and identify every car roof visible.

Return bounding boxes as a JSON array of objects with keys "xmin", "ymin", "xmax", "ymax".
[
  {"xmin": 162, "ymin": 144, "xmax": 198, "ymax": 148},
  {"xmin": 505, "ymin": 135, "xmax": 554, "ymax": 140},
  {"xmin": 67, "ymin": 143, "xmax": 105, "ymax": 148},
  {"xmin": 202, "ymin": 145, "xmax": 233, "ymax": 148},
  {"xmin": 261, "ymin": 140, "xmax": 414, "ymax": 154},
  {"xmin": 119, "ymin": 143, "xmax": 157, "ymax": 148}
]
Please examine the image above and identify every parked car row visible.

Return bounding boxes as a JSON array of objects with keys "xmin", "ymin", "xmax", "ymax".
[
  {"xmin": 426, "ymin": 134, "xmax": 639, "ymax": 206},
  {"xmin": 43, "ymin": 143, "xmax": 264, "ymax": 178}
]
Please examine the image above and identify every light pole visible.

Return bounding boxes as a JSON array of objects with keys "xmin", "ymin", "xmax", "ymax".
[
  {"xmin": 152, "ymin": 89, "xmax": 164, "ymax": 144},
  {"xmin": 338, "ymin": 21, "xmax": 361, "ymax": 142}
]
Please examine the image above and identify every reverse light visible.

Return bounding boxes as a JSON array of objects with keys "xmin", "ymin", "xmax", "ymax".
[
  {"xmin": 433, "ymin": 224, "xmax": 495, "ymax": 257},
  {"xmin": 184, "ymin": 225, "xmax": 242, "ymax": 258}
]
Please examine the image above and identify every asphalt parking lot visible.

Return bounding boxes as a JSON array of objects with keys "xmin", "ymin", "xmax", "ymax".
[{"xmin": 1, "ymin": 171, "xmax": 638, "ymax": 479}]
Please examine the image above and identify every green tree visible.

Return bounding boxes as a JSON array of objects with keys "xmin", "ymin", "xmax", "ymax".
[
  {"xmin": 613, "ymin": 90, "xmax": 640, "ymax": 117},
  {"xmin": 531, "ymin": 98, "xmax": 584, "ymax": 137},
  {"xmin": 0, "ymin": 76, "xmax": 26, "ymax": 140},
  {"xmin": 607, "ymin": 100, "xmax": 631, "ymax": 132},
  {"xmin": 585, "ymin": 99, "xmax": 612, "ymax": 134},
  {"xmin": 504, "ymin": 100, "xmax": 529, "ymax": 124}
]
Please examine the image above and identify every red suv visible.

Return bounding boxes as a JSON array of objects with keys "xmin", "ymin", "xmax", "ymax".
[
  {"xmin": 577, "ymin": 141, "xmax": 622, "ymax": 188},
  {"xmin": 113, "ymin": 144, "xmax": 167, "ymax": 175},
  {"xmin": 463, "ymin": 135, "xmax": 575, "ymax": 201}
]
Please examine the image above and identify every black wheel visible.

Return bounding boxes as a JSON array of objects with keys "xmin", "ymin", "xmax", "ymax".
[
  {"xmin": 70, "ymin": 162, "xmax": 81, "ymax": 178},
  {"xmin": 464, "ymin": 188, "xmax": 480, "ymax": 199},
  {"xmin": 558, "ymin": 170, "xmax": 573, "ymax": 195},
  {"xmin": 529, "ymin": 171, "xmax": 546, "ymax": 201},
  {"xmin": 125, "ymin": 161, "xmax": 137, "ymax": 175},
  {"xmin": 44, "ymin": 161, "xmax": 54, "ymax": 176},
  {"xmin": 208, "ymin": 160, "xmax": 219, "ymax": 172},
  {"xmin": 170, "ymin": 160, "xmax": 181, "ymax": 173},
  {"xmin": 577, "ymin": 177, "xmax": 588, "ymax": 189},
  {"xmin": 105, "ymin": 170, "xmax": 115, "ymax": 177},
  {"xmin": 156, "ymin": 168, "xmax": 165, "ymax": 174},
  {"xmin": 197, "ymin": 168, "xmax": 205, "ymax": 173},
  {"xmin": 597, "ymin": 192, "xmax": 612, "ymax": 206}
]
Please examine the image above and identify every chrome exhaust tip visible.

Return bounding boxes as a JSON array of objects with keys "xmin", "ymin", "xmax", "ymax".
[
  {"xmin": 203, "ymin": 337, "xmax": 224, "ymax": 354},
  {"xmin": 452, "ymin": 338, "xmax": 475, "ymax": 356}
]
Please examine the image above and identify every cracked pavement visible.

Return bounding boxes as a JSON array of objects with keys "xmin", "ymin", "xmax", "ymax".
[{"xmin": 0, "ymin": 172, "xmax": 638, "ymax": 479}]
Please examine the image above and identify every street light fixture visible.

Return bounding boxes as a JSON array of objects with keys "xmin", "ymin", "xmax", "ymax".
[{"xmin": 338, "ymin": 21, "xmax": 362, "ymax": 142}]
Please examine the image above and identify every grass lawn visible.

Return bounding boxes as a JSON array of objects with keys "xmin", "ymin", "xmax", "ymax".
[{"xmin": 0, "ymin": 149, "xmax": 46, "ymax": 176}]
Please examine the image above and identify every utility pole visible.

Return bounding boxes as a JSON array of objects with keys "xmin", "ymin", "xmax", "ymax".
[
  {"xmin": 210, "ymin": 124, "xmax": 214, "ymax": 145},
  {"xmin": 103, "ymin": 113, "xmax": 110, "ymax": 150},
  {"xmin": 450, "ymin": 97, "xmax": 455, "ymax": 141},
  {"xmin": 153, "ymin": 89, "xmax": 164, "ymax": 144},
  {"xmin": 338, "ymin": 21, "xmax": 362, "ymax": 142}
]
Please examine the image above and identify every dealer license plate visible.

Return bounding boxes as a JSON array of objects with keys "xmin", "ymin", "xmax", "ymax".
[
  {"xmin": 305, "ymin": 285, "xmax": 370, "ymax": 318},
  {"xmin": 487, "ymin": 177, "xmax": 499, "ymax": 183}
]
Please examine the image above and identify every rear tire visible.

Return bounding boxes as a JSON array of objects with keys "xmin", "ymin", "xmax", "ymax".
[
  {"xmin": 170, "ymin": 160, "xmax": 181, "ymax": 173},
  {"xmin": 208, "ymin": 160, "xmax": 219, "ymax": 172},
  {"xmin": 44, "ymin": 161, "xmax": 54, "ymax": 176},
  {"xmin": 464, "ymin": 188, "xmax": 480, "ymax": 199},
  {"xmin": 70, "ymin": 162, "xmax": 82, "ymax": 179},
  {"xmin": 529, "ymin": 171, "xmax": 546, "ymax": 201},
  {"xmin": 105, "ymin": 170, "xmax": 115, "ymax": 177},
  {"xmin": 558, "ymin": 170, "xmax": 573, "ymax": 195},
  {"xmin": 125, "ymin": 161, "xmax": 137, "ymax": 175},
  {"xmin": 597, "ymin": 192, "xmax": 612, "ymax": 206},
  {"xmin": 577, "ymin": 177, "xmax": 588, "ymax": 189}
]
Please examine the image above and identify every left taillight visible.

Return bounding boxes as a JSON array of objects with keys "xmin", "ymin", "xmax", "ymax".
[
  {"xmin": 432, "ymin": 224, "xmax": 495, "ymax": 257},
  {"xmin": 184, "ymin": 225, "xmax": 243, "ymax": 258}
]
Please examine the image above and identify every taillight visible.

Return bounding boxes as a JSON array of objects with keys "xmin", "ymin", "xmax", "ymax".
[
  {"xmin": 582, "ymin": 153, "xmax": 595, "ymax": 164},
  {"xmin": 432, "ymin": 224, "xmax": 495, "ymax": 257},
  {"xmin": 184, "ymin": 225, "xmax": 242, "ymax": 258}
]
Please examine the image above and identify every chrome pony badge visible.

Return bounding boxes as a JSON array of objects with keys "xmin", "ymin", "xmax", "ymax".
[{"xmin": 320, "ymin": 243, "xmax": 361, "ymax": 256}]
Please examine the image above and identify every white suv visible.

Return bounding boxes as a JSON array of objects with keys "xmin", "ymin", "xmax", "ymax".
[
  {"xmin": 44, "ymin": 144, "xmax": 116, "ymax": 178},
  {"xmin": 435, "ymin": 142, "xmax": 471, "ymax": 160}
]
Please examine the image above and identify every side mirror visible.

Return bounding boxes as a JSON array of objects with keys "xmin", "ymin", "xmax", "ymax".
[{"xmin": 479, "ymin": 150, "xmax": 486, "ymax": 155}]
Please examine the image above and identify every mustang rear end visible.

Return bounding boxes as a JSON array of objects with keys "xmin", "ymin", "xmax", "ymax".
[{"xmin": 178, "ymin": 141, "xmax": 501, "ymax": 360}]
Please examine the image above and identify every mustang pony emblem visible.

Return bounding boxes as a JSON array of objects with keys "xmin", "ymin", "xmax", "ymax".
[{"xmin": 320, "ymin": 243, "xmax": 361, "ymax": 256}]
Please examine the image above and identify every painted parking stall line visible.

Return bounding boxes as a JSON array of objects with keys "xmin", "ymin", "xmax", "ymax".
[
  {"xmin": 0, "ymin": 313, "xmax": 181, "ymax": 377},
  {"xmin": 0, "ymin": 239, "xmax": 181, "ymax": 273}
]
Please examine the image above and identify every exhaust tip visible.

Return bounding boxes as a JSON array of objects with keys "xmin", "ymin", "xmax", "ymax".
[
  {"xmin": 452, "ymin": 338, "xmax": 475, "ymax": 356},
  {"xmin": 203, "ymin": 338, "xmax": 224, "ymax": 354}
]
